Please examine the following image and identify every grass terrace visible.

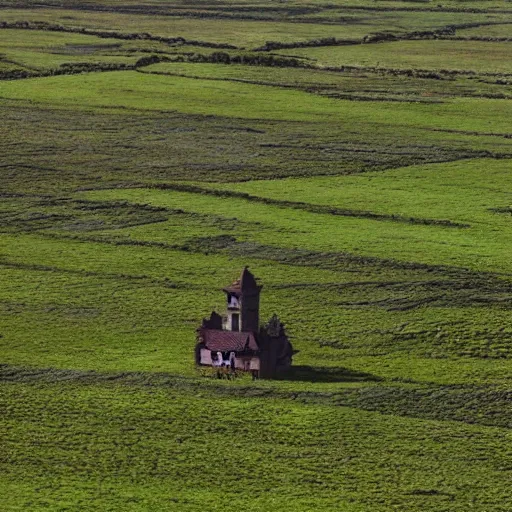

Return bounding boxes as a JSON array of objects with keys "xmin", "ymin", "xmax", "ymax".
[{"xmin": 2, "ymin": 0, "xmax": 512, "ymax": 509}]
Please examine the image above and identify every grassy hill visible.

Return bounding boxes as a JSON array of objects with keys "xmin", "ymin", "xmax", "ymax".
[{"xmin": 1, "ymin": 0, "xmax": 512, "ymax": 510}]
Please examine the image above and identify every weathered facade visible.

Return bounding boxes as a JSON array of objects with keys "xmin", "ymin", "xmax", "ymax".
[{"xmin": 195, "ymin": 268, "xmax": 295, "ymax": 378}]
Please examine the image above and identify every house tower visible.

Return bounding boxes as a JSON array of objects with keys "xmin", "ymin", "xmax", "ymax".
[{"xmin": 223, "ymin": 267, "xmax": 262, "ymax": 333}]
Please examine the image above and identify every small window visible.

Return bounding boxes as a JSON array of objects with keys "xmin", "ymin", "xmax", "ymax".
[
  {"xmin": 231, "ymin": 313, "xmax": 240, "ymax": 331},
  {"xmin": 228, "ymin": 294, "xmax": 239, "ymax": 308}
]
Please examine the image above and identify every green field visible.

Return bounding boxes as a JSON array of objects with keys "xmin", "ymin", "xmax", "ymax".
[
  {"xmin": 279, "ymin": 40, "xmax": 512, "ymax": 74},
  {"xmin": 2, "ymin": 0, "xmax": 512, "ymax": 510},
  {"xmin": 0, "ymin": 29, "xmax": 148, "ymax": 70},
  {"xmin": 1, "ymin": 5, "xmax": 509, "ymax": 47}
]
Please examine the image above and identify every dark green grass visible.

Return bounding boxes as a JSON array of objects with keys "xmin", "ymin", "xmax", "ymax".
[
  {"xmin": 2, "ymin": 376, "xmax": 508, "ymax": 510},
  {"xmin": 4, "ymin": 377, "xmax": 512, "ymax": 511},
  {"xmin": 2, "ymin": 103, "xmax": 498, "ymax": 196}
]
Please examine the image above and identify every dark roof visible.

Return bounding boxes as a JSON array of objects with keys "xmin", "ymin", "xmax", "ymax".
[
  {"xmin": 223, "ymin": 267, "xmax": 262, "ymax": 294},
  {"xmin": 200, "ymin": 329, "xmax": 259, "ymax": 352}
]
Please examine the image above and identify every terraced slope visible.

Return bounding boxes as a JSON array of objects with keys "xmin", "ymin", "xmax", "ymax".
[{"xmin": 1, "ymin": 0, "xmax": 512, "ymax": 510}]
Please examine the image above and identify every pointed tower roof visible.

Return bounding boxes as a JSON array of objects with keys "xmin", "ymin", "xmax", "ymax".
[{"xmin": 223, "ymin": 267, "xmax": 262, "ymax": 294}]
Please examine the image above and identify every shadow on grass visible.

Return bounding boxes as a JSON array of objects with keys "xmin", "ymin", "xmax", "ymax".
[{"xmin": 275, "ymin": 365, "xmax": 383, "ymax": 383}]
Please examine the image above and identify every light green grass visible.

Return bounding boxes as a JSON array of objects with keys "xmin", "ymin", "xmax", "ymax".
[
  {"xmin": 1, "ymin": 72, "xmax": 512, "ymax": 137},
  {"xmin": 0, "ymin": 29, "xmax": 145, "ymax": 70},
  {"xmin": 279, "ymin": 40, "xmax": 512, "ymax": 74},
  {"xmin": 0, "ymin": 11, "xmax": 368, "ymax": 47},
  {"xmin": 457, "ymin": 23, "xmax": 512, "ymax": 38},
  {"xmin": 0, "ymin": 28, "xmax": 122, "ymax": 49},
  {"xmin": 0, "ymin": 231, "xmax": 358, "ymax": 380},
  {"xmin": 143, "ymin": 61, "xmax": 512, "ymax": 101},
  {"xmin": 208, "ymin": 158, "xmax": 512, "ymax": 226},
  {"xmin": 1, "ymin": 7, "xmax": 508, "ymax": 48},
  {"xmin": 84, "ymin": 176, "xmax": 512, "ymax": 275}
]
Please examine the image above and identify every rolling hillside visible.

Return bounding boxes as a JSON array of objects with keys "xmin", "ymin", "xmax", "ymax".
[{"xmin": 1, "ymin": 0, "xmax": 512, "ymax": 510}]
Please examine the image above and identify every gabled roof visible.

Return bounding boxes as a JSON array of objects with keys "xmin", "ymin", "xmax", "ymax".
[
  {"xmin": 200, "ymin": 329, "xmax": 259, "ymax": 352},
  {"xmin": 223, "ymin": 267, "xmax": 262, "ymax": 295}
]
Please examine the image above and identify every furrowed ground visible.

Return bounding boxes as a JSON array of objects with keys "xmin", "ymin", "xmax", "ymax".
[{"xmin": 1, "ymin": 0, "xmax": 512, "ymax": 510}]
